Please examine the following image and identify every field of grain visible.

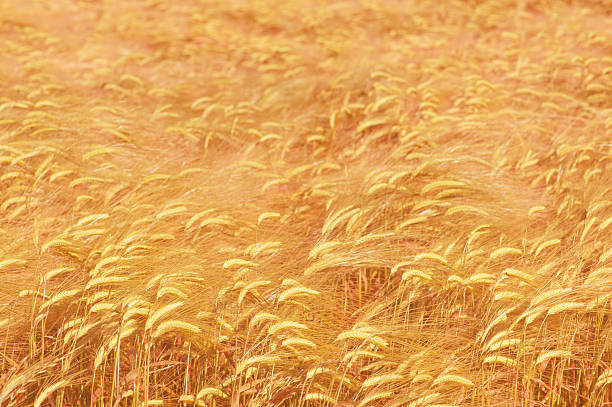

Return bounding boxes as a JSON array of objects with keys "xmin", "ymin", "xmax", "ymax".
[{"xmin": 1, "ymin": 0, "xmax": 612, "ymax": 406}]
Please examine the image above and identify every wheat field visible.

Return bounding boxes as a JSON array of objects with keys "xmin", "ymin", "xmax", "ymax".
[{"xmin": 1, "ymin": 0, "xmax": 612, "ymax": 406}]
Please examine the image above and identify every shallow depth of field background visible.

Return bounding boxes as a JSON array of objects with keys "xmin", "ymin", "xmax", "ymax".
[{"xmin": 1, "ymin": 0, "xmax": 612, "ymax": 406}]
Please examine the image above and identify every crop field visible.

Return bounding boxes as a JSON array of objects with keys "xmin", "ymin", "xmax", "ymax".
[{"xmin": 1, "ymin": 0, "xmax": 612, "ymax": 406}]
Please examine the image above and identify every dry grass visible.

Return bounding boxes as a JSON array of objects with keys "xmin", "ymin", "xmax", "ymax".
[{"xmin": 1, "ymin": 0, "xmax": 612, "ymax": 406}]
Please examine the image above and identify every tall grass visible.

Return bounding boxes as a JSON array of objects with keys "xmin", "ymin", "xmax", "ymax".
[{"xmin": 1, "ymin": 0, "xmax": 612, "ymax": 405}]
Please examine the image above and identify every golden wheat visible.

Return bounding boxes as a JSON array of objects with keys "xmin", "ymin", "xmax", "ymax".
[{"xmin": 2, "ymin": 1, "xmax": 611, "ymax": 406}]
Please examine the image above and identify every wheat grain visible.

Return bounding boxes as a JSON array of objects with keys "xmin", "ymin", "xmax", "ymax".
[
  {"xmin": 530, "ymin": 288, "xmax": 571, "ymax": 307},
  {"xmin": 82, "ymin": 147, "xmax": 118, "ymax": 161},
  {"xmin": 123, "ymin": 307, "xmax": 150, "ymax": 322},
  {"xmin": 268, "ymin": 320, "xmax": 308, "ymax": 335},
  {"xmin": 156, "ymin": 205, "xmax": 187, "ymax": 220},
  {"xmin": 490, "ymin": 247, "xmax": 522, "ymax": 259},
  {"xmin": 362, "ymin": 373, "xmax": 403, "ymax": 389},
  {"xmin": 502, "ymin": 268, "xmax": 535, "ymax": 284},
  {"xmin": 249, "ymin": 312, "xmax": 280, "ymax": 329},
  {"xmin": 397, "ymin": 215, "xmax": 429, "ymax": 229},
  {"xmin": 447, "ymin": 275, "xmax": 464, "ymax": 285},
  {"xmin": 586, "ymin": 294, "xmax": 610, "ymax": 310},
  {"xmin": 484, "ymin": 329, "xmax": 513, "ymax": 351},
  {"xmin": 343, "ymin": 350, "xmax": 383, "ymax": 368},
  {"xmin": 156, "ymin": 286, "xmax": 187, "ymax": 300},
  {"xmin": 18, "ymin": 289, "xmax": 48, "ymax": 299},
  {"xmin": 261, "ymin": 178, "xmax": 288, "ymax": 192},
  {"xmin": 196, "ymin": 387, "xmax": 227, "ymax": 400},
  {"xmin": 60, "ymin": 317, "xmax": 86, "ymax": 334},
  {"xmin": 487, "ymin": 338, "xmax": 521, "ymax": 353},
  {"xmin": 480, "ymin": 308, "xmax": 515, "ymax": 343},
  {"xmin": 407, "ymin": 392, "xmax": 441, "ymax": 407},
  {"xmin": 236, "ymin": 355, "xmax": 281, "ymax": 374},
  {"xmin": 585, "ymin": 267, "xmax": 612, "ymax": 284},
  {"xmin": 71, "ymin": 228, "xmax": 105, "ymax": 240},
  {"xmin": 303, "ymin": 255, "xmax": 341, "ymax": 276},
  {"xmin": 523, "ymin": 309, "xmax": 546, "ymax": 326},
  {"xmin": 41, "ymin": 266, "xmax": 74, "ymax": 281},
  {"xmin": 534, "ymin": 238, "xmax": 561, "ymax": 256},
  {"xmin": 446, "ymin": 205, "xmax": 489, "ymax": 216},
  {"xmin": 345, "ymin": 209, "xmax": 364, "ymax": 234},
  {"xmin": 547, "ymin": 302, "xmax": 585, "ymax": 315},
  {"xmin": 139, "ymin": 400, "xmax": 164, "ymax": 406},
  {"xmin": 119, "ymin": 321, "xmax": 138, "ymax": 340},
  {"xmin": 414, "ymin": 252, "xmax": 448, "ymax": 265},
  {"xmin": 493, "ymin": 291, "xmax": 523, "ymax": 302},
  {"xmin": 223, "ymin": 258, "xmax": 259, "ymax": 270},
  {"xmin": 464, "ymin": 249, "xmax": 486, "ymax": 261},
  {"xmin": 309, "ymin": 241, "xmax": 343, "ymax": 258},
  {"xmin": 421, "ymin": 180, "xmax": 465, "ymax": 194},
  {"xmin": 320, "ymin": 206, "xmax": 357, "ymax": 235},
  {"xmin": 402, "ymin": 269, "xmax": 433, "ymax": 282},
  {"xmin": 465, "ymin": 272, "xmax": 496, "ymax": 285},
  {"xmin": 482, "ymin": 355, "xmax": 517, "ymax": 368},
  {"xmin": 69, "ymin": 176, "xmax": 109, "ymax": 188},
  {"xmin": 150, "ymin": 233, "xmax": 175, "ymax": 242},
  {"xmin": 0, "ymin": 258, "xmax": 26, "ymax": 270},
  {"xmin": 145, "ymin": 301, "xmax": 184, "ymax": 331},
  {"xmin": 357, "ymin": 232, "xmax": 394, "ymax": 244},
  {"xmin": 185, "ymin": 209, "xmax": 216, "ymax": 230},
  {"xmin": 596, "ymin": 368, "xmax": 612, "ymax": 388},
  {"xmin": 238, "ymin": 280, "xmax": 271, "ymax": 306},
  {"xmin": 304, "ymin": 392, "xmax": 335, "ymax": 404},
  {"xmin": 281, "ymin": 337, "xmax": 317, "ymax": 349},
  {"xmin": 178, "ymin": 395, "xmax": 195, "ymax": 403},
  {"xmin": 600, "ymin": 247, "xmax": 612, "ymax": 263},
  {"xmin": 432, "ymin": 374, "xmax": 474, "ymax": 387},
  {"xmin": 34, "ymin": 379, "xmax": 69, "ymax": 407},
  {"xmin": 535, "ymin": 350, "xmax": 571, "ymax": 366},
  {"xmin": 1, "ymin": 197, "xmax": 27, "ymax": 212},
  {"xmin": 411, "ymin": 374, "xmax": 433, "ymax": 384},
  {"xmin": 528, "ymin": 206, "xmax": 546, "ymax": 217},
  {"xmin": 90, "ymin": 302, "xmax": 116, "ymax": 313},
  {"xmin": 0, "ymin": 372, "xmax": 28, "ymax": 403},
  {"xmin": 245, "ymin": 241, "xmax": 282, "ymax": 257},
  {"xmin": 357, "ymin": 391, "xmax": 392, "ymax": 407},
  {"xmin": 390, "ymin": 261, "xmax": 412, "ymax": 275},
  {"xmin": 335, "ymin": 330, "xmax": 389, "ymax": 348},
  {"xmin": 599, "ymin": 215, "xmax": 612, "ymax": 231},
  {"xmin": 306, "ymin": 367, "xmax": 335, "ymax": 381},
  {"xmin": 40, "ymin": 289, "xmax": 82, "ymax": 311},
  {"xmin": 356, "ymin": 116, "xmax": 389, "ymax": 133},
  {"xmin": 278, "ymin": 286, "xmax": 320, "ymax": 303},
  {"xmin": 198, "ymin": 217, "xmax": 233, "ymax": 229},
  {"xmin": 92, "ymin": 256, "xmax": 121, "ymax": 275},
  {"xmin": 85, "ymin": 276, "xmax": 128, "ymax": 290}
]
